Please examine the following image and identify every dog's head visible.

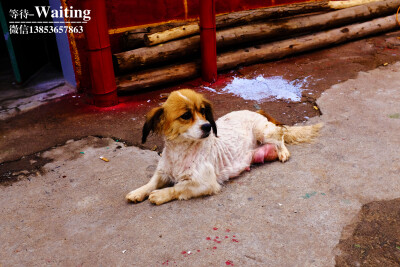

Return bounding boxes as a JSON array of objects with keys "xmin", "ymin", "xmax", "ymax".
[{"xmin": 142, "ymin": 89, "xmax": 217, "ymax": 143}]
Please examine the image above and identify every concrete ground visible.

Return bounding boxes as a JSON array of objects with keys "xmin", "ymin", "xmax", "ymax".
[{"xmin": 1, "ymin": 33, "xmax": 400, "ymax": 266}]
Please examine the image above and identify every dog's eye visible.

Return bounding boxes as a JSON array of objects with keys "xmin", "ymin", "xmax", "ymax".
[
  {"xmin": 200, "ymin": 108, "xmax": 206, "ymax": 115},
  {"xmin": 180, "ymin": 111, "xmax": 192, "ymax": 120}
]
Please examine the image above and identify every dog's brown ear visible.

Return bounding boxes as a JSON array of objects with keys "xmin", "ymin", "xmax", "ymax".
[
  {"xmin": 203, "ymin": 100, "xmax": 217, "ymax": 137},
  {"xmin": 142, "ymin": 107, "xmax": 164, "ymax": 144}
]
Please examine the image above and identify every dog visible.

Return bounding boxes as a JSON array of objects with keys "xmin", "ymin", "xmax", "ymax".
[{"xmin": 126, "ymin": 89, "xmax": 322, "ymax": 205}]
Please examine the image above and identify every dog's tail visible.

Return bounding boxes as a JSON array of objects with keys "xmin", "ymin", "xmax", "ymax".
[
  {"xmin": 256, "ymin": 110, "xmax": 322, "ymax": 144},
  {"xmin": 282, "ymin": 123, "xmax": 323, "ymax": 144}
]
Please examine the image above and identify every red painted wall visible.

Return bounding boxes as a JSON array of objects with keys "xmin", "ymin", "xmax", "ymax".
[
  {"xmin": 105, "ymin": 0, "xmax": 308, "ymax": 30},
  {"xmin": 106, "ymin": 0, "xmax": 185, "ymax": 29},
  {"xmin": 188, "ymin": 0, "xmax": 307, "ymax": 20}
]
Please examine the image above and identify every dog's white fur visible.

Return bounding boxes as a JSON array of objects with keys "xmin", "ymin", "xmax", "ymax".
[{"xmin": 126, "ymin": 89, "xmax": 322, "ymax": 205}]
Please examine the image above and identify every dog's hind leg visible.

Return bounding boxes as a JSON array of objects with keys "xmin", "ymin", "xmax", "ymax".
[
  {"xmin": 274, "ymin": 135, "xmax": 290, "ymax": 162},
  {"xmin": 126, "ymin": 171, "xmax": 168, "ymax": 203},
  {"xmin": 262, "ymin": 123, "xmax": 323, "ymax": 162},
  {"xmin": 256, "ymin": 122, "xmax": 290, "ymax": 163}
]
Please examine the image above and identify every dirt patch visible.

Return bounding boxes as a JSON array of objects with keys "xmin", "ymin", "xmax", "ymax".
[
  {"xmin": 335, "ymin": 198, "xmax": 400, "ymax": 266},
  {"xmin": 0, "ymin": 153, "xmax": 52, "ymax": 186},
  {"xmin": 0, "ymin": 136, "xmax": 118, "ymax": 186}
]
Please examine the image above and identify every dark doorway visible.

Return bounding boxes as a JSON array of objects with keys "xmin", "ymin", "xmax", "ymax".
[
  {"xmin": 0, "ymin": 0, "xmax": 65, "ymax": 109},
  {"xmin": 0, "ymin": 0, "xmax": 61, "ymax": 83}
]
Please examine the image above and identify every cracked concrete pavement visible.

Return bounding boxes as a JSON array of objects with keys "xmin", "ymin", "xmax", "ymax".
[{"xmin": 1, "ymin": 61, "xmax": 399, "ymax": 266}]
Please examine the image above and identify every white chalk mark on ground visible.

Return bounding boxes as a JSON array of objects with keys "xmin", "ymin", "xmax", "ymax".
[{"xmin": 205, "ymin": 75, "xmax": 309, "ymax": 102}]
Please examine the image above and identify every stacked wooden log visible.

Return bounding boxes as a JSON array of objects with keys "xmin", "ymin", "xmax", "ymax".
[{"xmin": 114, "ymin": 0, "xmax": 400, "ymax": 92}]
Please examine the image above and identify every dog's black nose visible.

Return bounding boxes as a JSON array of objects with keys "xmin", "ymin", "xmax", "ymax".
[{"xmin": 201, "ymin": 123, "xmax": 212, "ymax": 133}]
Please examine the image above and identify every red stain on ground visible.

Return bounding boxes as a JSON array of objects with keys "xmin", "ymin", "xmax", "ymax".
[
  {"xmin": 172, "ymin": 228, "xmax": 238, "ymax": 264},
  {"xmin": 226, "ymin": 260, "xmax": 234, "ymax": 265},
  {"xmin": 162, "ymin": 260, "xmax": 169, "ymax": 265},
  {"xmin": 203, "ymin": 74, "xmax": 234, "ymax": 88}
]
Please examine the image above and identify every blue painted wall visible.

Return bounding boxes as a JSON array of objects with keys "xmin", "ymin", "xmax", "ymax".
[{"xmin": 49, "ymin": 0, "xmax": 76, "ymax": 87}]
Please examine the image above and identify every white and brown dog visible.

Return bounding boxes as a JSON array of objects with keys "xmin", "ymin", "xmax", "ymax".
[{"xmin": 126, "ymin": 89, "xmax": 322, "ymax": 205}]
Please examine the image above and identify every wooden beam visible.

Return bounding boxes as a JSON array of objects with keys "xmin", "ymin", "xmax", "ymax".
[
  {"xmin": 329, "ymin": 0, "xmax": 381, "ymax": 9},
  {"xmin": 144, "ymin": 23, "xmax": 199, "ymax": 46}
]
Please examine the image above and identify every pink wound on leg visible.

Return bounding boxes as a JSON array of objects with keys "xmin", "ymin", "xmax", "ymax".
[
  {"xmin": 252, "ymin": 148, "xmax": 265, "ymax": 164},
  {"xmin": 252, "ymin": 144, "xmax": 278, "ymax": 164}
]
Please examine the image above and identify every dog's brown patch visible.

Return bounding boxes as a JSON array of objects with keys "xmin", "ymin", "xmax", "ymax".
[{"xmin": 256, "ymin": 110, "xmax": 284, "ymax": 126}]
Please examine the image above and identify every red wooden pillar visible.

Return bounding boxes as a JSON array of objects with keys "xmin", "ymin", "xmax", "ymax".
[
  {"xmin": 82, "ymin": 0, "xmax": 118, "ymax": 107},
  {"xmin": 199, "ymin": 0, "xmax": 217, "ymax": 83}
]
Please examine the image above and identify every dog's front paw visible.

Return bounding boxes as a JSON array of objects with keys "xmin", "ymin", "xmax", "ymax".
[
  {"xmin": 149, "ymin": 189, "xmax": 173, "ymax": 205},
  {"xmin": 278, "ymin": 147, "xmax": 290, "ymax": 163},
  {"xmin": 126, "ymin": 188, "xmax": 148, "ymax": 203}
]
